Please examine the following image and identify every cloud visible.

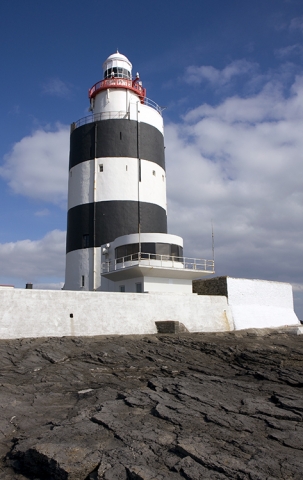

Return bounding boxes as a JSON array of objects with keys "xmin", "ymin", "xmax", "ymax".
[
  {"xmin": 35, "ymin": 209, "xmax": 51, "ymax": 217},
  {"xmin": 42, "ymin": 78, "xmax": 73, "ymax": 98},
  {"xmin": 293, "ymin": 283, "xmax": 303, "ymax": 293},
  {"xmin": 34, "ymin": 282, "xmax": 64, "ymax": 290},
  {"xmin": 9, "ymin": 105, "xmax": 20, "ymax": 115},
  {"xmin": 275, "ymin": 44, "xmax": 303, "ymax": 59},
  {"xmin": 165, "ymin": 73, "xmax": 303, "ymax": 317},
  {"xmin": 290, "ymin": 16, "xmax": 303, "ymax": 32},
  {"xmin": 0, "ymin": 125, "xmax": 69, "ymax": 206},
  {"xmin": 185, "ymin": 60, "xmax": 257, "ymax": 86},
  {"xmin": 0, "ymin": 230, "xmax": 66, "ymax": 284}
]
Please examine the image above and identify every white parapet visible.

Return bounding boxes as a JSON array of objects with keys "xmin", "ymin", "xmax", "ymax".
[
  {"xmin": 226, "ymin": 277, "xmax": 299, "ymax": 330},
  {"xmin": 0, "ymin": 289, "xmax": 233, "ymax": 339},
  {"xmin": 0, "ymin": 278, "xmax": 299, "ymax": 339},
  {"xmin": 193, "ymin": 277, "xmax": 299, "ymax": 330}
]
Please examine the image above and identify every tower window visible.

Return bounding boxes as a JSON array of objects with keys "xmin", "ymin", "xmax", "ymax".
[
  {"xmin": 104, "ymin": 67, "xmax": 131, "ymax": 80},
  {"xmin": 136, "ymin": 282, "xmax": 142, "ymax": 293},
  {"xmin": 126, "ymin": 165, "xmax": 128, "ymax": 171},
  {"xmin": 152, "ymin": 170, "xmax": 156, "ymax": 176},
  {"xmin": 83, "ymin": 234, "xmax": 89, "ymax": 248},
  {"xmin": 120, "ymin": 132, "xmax": 122, "ymax": 140},
  {"xmin": 81, "ymin": 275, "xmax": 85, "ymax": 287},
  {"xmin": 162, "ymin": 175, "xmax": 164, "ymax": 181},
  {"xmin": 99, "ymin": 164, "xmax": 103, "ymax": 172},
  {"xmin": 119, "ymin": 285, "xmax": 125, "ymax": 292}
]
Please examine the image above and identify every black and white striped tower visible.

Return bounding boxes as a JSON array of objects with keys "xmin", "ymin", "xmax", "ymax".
[{"xmin": 64, "ymin": 52, "xmax": 168, "ymax": 290}]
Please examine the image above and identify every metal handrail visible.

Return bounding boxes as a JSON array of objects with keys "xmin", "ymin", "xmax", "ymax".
[
  {"xmin": 71, "ymin": 97, "xmax": 162, "ymax": 131},
  {"xmin": 143, "ymin": 97, "xmax": 162, "ymax": 113},
  {"xmin": 71, "ymin": 111, "xmax": 129, "ymax": 130},
  {"xmin": 101, "ymin": 252, "xmax": 215, "ymax": 274}
]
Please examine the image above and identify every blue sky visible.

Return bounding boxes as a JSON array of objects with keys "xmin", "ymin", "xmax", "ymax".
[{"xmin": 0, "ymin": 0, "xmax": 303, "ymax": 318}]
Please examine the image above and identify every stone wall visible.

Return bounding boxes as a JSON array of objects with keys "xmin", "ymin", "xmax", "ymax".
[{"xmin": 193, "ymin": 276, "xmax": 228, "ymax": 296}]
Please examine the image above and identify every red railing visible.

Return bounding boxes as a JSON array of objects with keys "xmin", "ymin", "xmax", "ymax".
[{"xmin": 88, "ymin": 78, "xmax": 146, "ymax": 103}]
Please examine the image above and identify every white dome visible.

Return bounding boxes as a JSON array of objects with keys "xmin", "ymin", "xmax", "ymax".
[
  {"xmin": 102, "ymin": 51, "xmax": 132, "ymax": 74},
  {"xmin": 105, "ymin": 51, "xmax": 131, "ymax": 64}
]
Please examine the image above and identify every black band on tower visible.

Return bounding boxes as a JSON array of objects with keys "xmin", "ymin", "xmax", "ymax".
[
  {"xmin": 69, "ymin": 120, "xmax": 165, "ymax": 170},
  {"xmin": 66, "ymin": 200, "xmax": 168, "ymax": 253}
]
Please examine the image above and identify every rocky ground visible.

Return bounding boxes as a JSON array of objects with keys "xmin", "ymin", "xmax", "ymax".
[{"xmin": 1, "ymin": 329, "xmax": 303, "ymax": 479}]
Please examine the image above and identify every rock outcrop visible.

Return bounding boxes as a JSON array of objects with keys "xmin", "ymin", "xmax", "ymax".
[{"xmin": 1, "ymin": 328, "xmax": 303, "ymax": 479}]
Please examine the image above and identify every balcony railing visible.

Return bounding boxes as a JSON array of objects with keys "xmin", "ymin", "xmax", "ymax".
[
  {"xmin": 88, "ymin": 78, "xmax": 146, "ymax": 100},
  {"xmin": 101, "ymin": 252, "xmax": 215, "ymax": 274},
  {"xmin": 70, "ymin": 97, "xmax": 162, "ymax": 131},
  {"xmin": 71, "ymin": 111, "xmax": 129, "ymax": 130}
]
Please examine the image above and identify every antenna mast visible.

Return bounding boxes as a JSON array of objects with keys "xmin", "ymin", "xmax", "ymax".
[{"xmin": 211, "ymin": 220, "xmax": 215, "ymax": 268}]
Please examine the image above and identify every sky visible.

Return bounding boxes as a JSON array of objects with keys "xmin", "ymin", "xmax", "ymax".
[{"xmin": 0, "ymin": 0, "xmax": 302, "ymax": 318}]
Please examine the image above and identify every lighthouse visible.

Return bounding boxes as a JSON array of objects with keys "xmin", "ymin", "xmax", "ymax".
[{"xmin": 64, "ymin": 52, "xmax": 214, "ymax": 292}]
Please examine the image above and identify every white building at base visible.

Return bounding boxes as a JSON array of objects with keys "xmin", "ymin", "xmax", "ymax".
[{"xmin": 0, "ymin": 278, "xmax": 300, "ymax": 339}]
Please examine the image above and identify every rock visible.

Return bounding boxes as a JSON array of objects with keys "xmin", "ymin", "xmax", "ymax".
[
  {"xmin": 8, "ymin": 420, "xmax": 118, "ymax": 480},
  {"xmin": 0, "ymin": 330, "xmax": 303, "ymax": 479}
]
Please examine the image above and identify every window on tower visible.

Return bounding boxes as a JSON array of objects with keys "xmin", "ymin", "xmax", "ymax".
[
  {"xmin": 115, "ymin": 243, "xmax": 183, "ymax": 262},
  {"xmin": 99, "ymin": 164, "xmax": 103, "ymax": 172},
  {"xmin": 82, "ymin": 234, "xmax": 89, "ymax": 248},
  {"xmin": 104, "ymin": 67, "xmax": 131, "ymax": 80}
]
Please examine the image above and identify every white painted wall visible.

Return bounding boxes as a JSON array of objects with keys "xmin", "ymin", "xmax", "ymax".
[
  {"xmin": 226, "ymin": 278, "xmax": 299, "ymax": 330},
  {"xmin": 140, "ymin": 160, "xmax": 167, "ymax": 210},
  {"xmin": 0, "ymin": 278, "xmax": 299, "ymax": 339},
  {"xmin": 109, "ymin": 276, "xmax": 144, "ymax": 293},
  {"xmin": 135, "ymin": 102, "xmax": 164, "ymax": 135},
  {"xmin": 68, "ymin": 161, "xmax": 94, "ymax": 209},
  {"xmin": 100, "ymin": 276, "xmax": 192, "ymax": 294},
  {"xmin": 93, "ymin": 90, "xmax": 164, "ymax": 134},
  {"xmin": 144, "ymin": 277, "xmax": 193, "ymax": 293},
  {"xmin": 94, "ymin": 89, "xmax": 138, "ymax": 118},
  {"xmin": 64, "ymin": 248, "xmax": 102, "ymax": 291},
  {"xmin": 68, "ymin": 158, "xmax": 167, "ymax": 211},
  {"xmin": 0, "ymin": 289, "xmax": 233, "ymax": 339}
]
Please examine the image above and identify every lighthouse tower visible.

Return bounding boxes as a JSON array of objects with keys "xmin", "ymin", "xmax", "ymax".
[{"xmin": 64, "ymin": 52, "xmax": 214, "ymax": 292}]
